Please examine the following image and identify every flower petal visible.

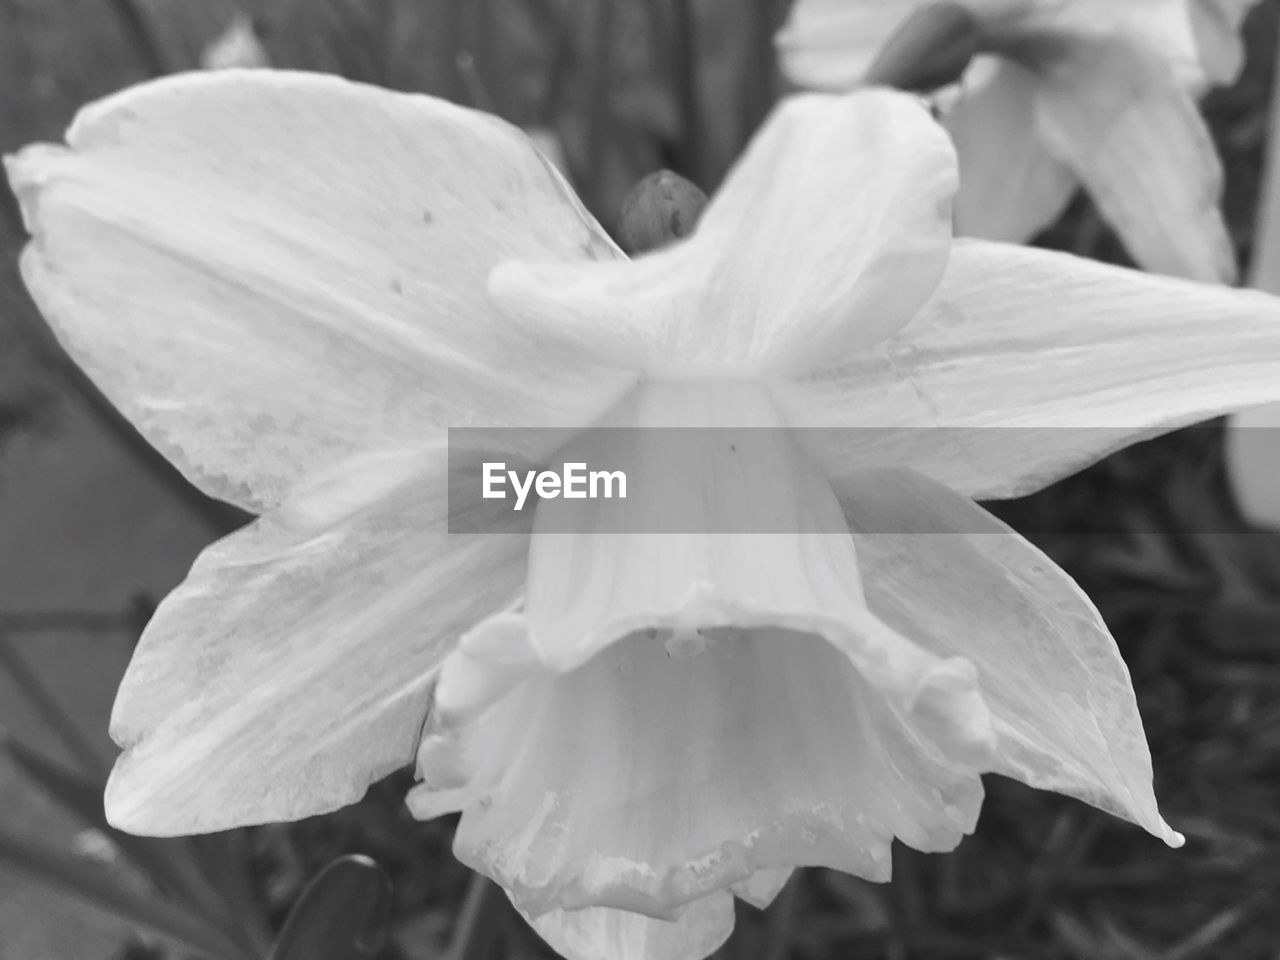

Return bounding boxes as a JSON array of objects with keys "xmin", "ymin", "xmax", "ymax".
[
  {"xmin": 1020, "ymin": 0, "xmax": 1200, "ymax": 67},
  {"xmin": 408, "ymin": 384, "xmax": 991, "ymax": 918},
  {"xmin": 105, "ymin": 448, "xmax": 529, "ymax": 835},
  {"xmin": 5, "ymin": 70, "xmax": 633, "ymax": 512},
  {"xmin": 774, "ymin": 0, "xmax": 918, "ymax": 90},
  {"xmin": 946, "ymin": 59, "xmax": 1078, "ymax": 242},
  {"xmin": 200, "ymin": 13, "xmax": 271, "ymax": 70},
  {"xmin": 490, "ymin": 89, "xmax": 956, "ymax": 375},
  {"xmin": 518, "ymin": 384, "xmax": 995, "ymax": 775},
  {"xmin": 1031, "ymin": 32, "xmax": 1235, "ymax": 282},
  {"xmin": 775, "ymin": 239, "xmax": 1280, "ymax": 500},
  {"xmin": 839, "ymin": 467, "xmax": 1182, "ymax": 846},
  {"xmin": 410, "ymin": 622, "xmax": 986, "ymax": 918},
  {"xmin": 524, "ymin": 896, "xmax": 735, "ymax": 960},
  {"xmin": 1225, "ymin": 403, "xmax": 1280, "ymax": 528},
  {"xmin": 730, "ymin": 868, "xmax": 794, "ymax": 909},
  {"xmin": 1188, "ymin": 0, "xmax": 1257, "ymax": 88}
]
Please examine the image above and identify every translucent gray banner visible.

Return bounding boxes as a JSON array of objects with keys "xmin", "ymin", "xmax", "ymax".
[{"xmin": 446, "ymin": 425, "xmax": 1251, "ymax": 535}]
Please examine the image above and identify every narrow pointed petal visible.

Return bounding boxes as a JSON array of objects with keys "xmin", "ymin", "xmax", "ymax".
[
  {"xmin": 105, "ymin": 449, "xmax": 529, "ymax": 835},
  {"xmin": 946, "ymin": 59, "xmax": 1078, "ymax": 242},
  {"xmin": 525, "ymin": 896, "xmax": 735, "ymax": 960},
  {"xmin": 5, "ymin": 71, "xmax": 633, "ymax": 512},
  {"xmin": 490, "ymin": 89, "xmax": 956, "ymax": 376},
  {"xmin": 776, "ymin": 240, "xmax": 1280, "ymax": 500},
  {"xmin": 839, "ymin": 468, "xmax": 1182, "ymax": 846},
  {"xmin": 1032, "ymin": 35, "xmax": 1235, "ymax": 283},
  {"xmin": 774, "ymin": 0, "xmax": 918, "ymax": 90}
]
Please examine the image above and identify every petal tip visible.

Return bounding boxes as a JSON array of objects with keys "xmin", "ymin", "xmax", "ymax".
[
  {"xmin": 103, "ymin": 755, "xmax": 175, "ymax": 837},
  {"xmin": 1, "ymin": 149, "xmax": 24, "ymax": 188},
  {"xmin": 3, "ymin": 144, "xmax": 64, "ymax": 232}
]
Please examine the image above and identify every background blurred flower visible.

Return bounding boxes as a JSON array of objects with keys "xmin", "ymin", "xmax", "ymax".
[
  {"xmin": 12, "ymin": 71, "xmax": 1280, "ymax": 960},
  {"xmin": 776, "ymin": 0, "xmax": 1258, "ymax": 282},
  {"xmin": 199, "ymin": 11, "xmax": 270, "ymax": 71},
  {"xmin": 1222, "ymin": 0, "xmax": 1280, "ymax": 528}
]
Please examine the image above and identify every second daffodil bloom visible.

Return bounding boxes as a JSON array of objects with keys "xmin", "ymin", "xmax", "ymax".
[
  {"xmin": 13, "ymin": 71, "xmax": 1280, "ymax": 960},
  {"xmin": 777, "ymin": 0, "xmax": 1257, "ymax": 283}
]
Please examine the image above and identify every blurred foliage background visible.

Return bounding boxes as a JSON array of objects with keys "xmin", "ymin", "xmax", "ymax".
[{"xmin": 6, "ymin": 1, "xmax": 1280, "ymax": 959}]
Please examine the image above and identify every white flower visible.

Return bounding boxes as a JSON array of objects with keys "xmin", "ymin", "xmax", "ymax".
[
  {"xmin": 777, "ymin": 0, "xmax": 1259, "ymax": 282},
  {"xmin": 200, "ymin": 13, "xmax": 270, "ymax": 71},
  {"xmin": 9, "ymin": 71, "xmax": 1280, "ymax": 960}
]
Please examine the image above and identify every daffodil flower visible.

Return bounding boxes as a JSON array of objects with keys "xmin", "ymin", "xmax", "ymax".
[
  {"xmin": 776, "ymin": 0, "xmax": 1257, "ymax": 283},
  {"xmin": 11, "ymin": 72, "xmax": 1280, "ymax": 960}
]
